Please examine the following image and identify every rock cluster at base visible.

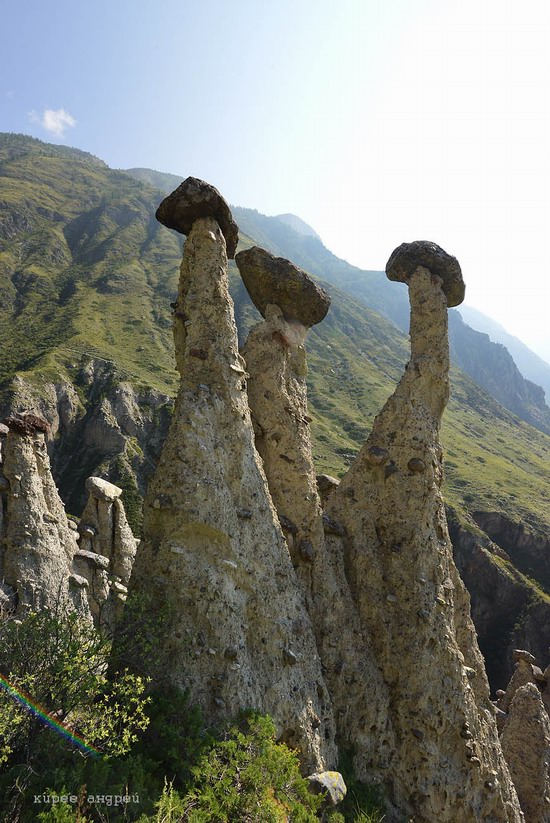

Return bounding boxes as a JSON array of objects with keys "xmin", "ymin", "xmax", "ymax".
[
  {"xmin": 0, "ymin": 414, "xmax": 137, "ymax": 624},
  {"xmin": 126, "ymin": 208, "xmax": 336, "ymax": 773},
  {"xmin": 74, "ymin": 476, "xmax": 137, "ymax": 629}
]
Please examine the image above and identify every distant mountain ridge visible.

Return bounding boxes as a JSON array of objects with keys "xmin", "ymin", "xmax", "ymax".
[
  {"xmin": 227, "ymin": 205, "xmax": 550, "ymax": 436},
  {"xmin": 459, "ymin": 304, "xmax": 550, "ymax": 402},
  {"xmin": 275, "ymin": 213, "xmax": 321, "ymax": 240}
]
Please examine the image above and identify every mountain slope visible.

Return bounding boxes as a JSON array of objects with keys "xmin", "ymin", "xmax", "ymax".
[
  {"xmin": 449, "ymin": 311, "xmax": 550, "ymax": 435},
  {"xmin": 229, "ymin": 206, "xmax": 550, "ymax": 432}
]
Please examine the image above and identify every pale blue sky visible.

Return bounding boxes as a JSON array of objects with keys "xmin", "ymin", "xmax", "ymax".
[{"xmin": 2, "ymin": 0, "xmax": 550, "ymax": 361}]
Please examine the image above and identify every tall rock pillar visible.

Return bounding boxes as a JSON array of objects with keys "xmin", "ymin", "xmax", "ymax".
[
  {"xmin": 236, "ymin": 248, "xmax": 379, "ymax": 750},
  {"xmin": 237, "ymin": 247, "xmax": 331, "ymax": 601},
  {"xmin": 126, "ymin": 179, "xmax": 336, "ymax": 771},
  {"xmin": 327, "ymin": 242, "xmax": 523, "ymax": 821}
]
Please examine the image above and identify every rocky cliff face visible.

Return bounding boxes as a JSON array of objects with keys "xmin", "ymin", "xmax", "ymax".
[
  {"xmin": 450, "ymin": 513, "xmax": 550, "ymax": 692},
  {"xmin": 473, "ymin": 511, "xmax": 550, "ymax": 594},
  {"xmin": 0, "ymin": 364, "xmax": 172, "ymax": 532},
  {"xmin": 449, "ymin": 311, "xmax": 550, "ymax": 435}
]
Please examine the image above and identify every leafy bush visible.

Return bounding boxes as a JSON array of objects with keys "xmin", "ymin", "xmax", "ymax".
[
  {"xmin": 0, "ymin": 606, "xmax": 149, "ymax": 820},
  {"xmin": 177, "ymin": 713, "xmax": 321, "ymax": 823}
]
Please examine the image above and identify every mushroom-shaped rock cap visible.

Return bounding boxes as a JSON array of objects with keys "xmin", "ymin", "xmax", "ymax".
[
  {"xmin": 235, "ymin": 246, "xmax": 331, "ymax": 327},
  {"xmin": 155, "ymin": 176, "xmax": 239, "ymax": 259},
  {"xmin": 4, "ymin": 414, "xmax": 49, "ymax": 436},
  {"xmin": 386, "ymin": 241, "xmax": 465, "ymax": 307}
]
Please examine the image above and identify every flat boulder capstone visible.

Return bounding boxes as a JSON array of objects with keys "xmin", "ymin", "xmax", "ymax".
[
  {"xmin": 235, "ymin": 246, "xmax": 331, "ymax": 327},
  {"xmin": 386, "ymin": 240, "xmax": 465, "ymax": 307},
  {"xmin": 156, "ymin": 176, "xmax": 239, "ymax": 259}
]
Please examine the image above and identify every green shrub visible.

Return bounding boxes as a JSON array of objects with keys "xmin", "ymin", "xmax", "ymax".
[
  {"xmin": 180, "ymin": 713, "xmax": 321, "ymax": 822},
  {"xmin": 0, "ymin": 606, "xmax": 150, "ymax": 821}
]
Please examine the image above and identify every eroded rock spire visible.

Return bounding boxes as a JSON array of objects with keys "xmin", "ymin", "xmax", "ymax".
[
  {"xmin": 501, "ymin": 683, "xmax": 550, "ymax": 822},
  {"xmin": 237, "ymin": 247, "xmax": 330, "ymax": 596},
  {"xmin": 0, "ymin": 415, "xmax": 87, "ymax": 614},
  {"xmin": 74, "ymin": 477, "xmax": 137, "ymax": 629},
  {"xmin": 237, "ymin": 248, "xmax": 380, "ymax": 782},
  {"xmin": 325, "ymin": 242, "xmax": 522, "ymax": 821},
  {"xmin": 127, "ymin": 184, "xmax": 336, "ymax": 771}
]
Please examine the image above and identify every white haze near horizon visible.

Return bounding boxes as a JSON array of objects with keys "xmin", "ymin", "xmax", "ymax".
[
  {"xmin": 288, "ymin": 0, "xmax": 550, "ymax": 364},
  {"xmin": 2, "ymin": 0, "xmax": 549, "ymax": 361}
]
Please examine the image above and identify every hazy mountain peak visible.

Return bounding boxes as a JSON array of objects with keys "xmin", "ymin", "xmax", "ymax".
[{"xmin": 275, "ymin": 213, "xmax": 321, "ymax": 240}]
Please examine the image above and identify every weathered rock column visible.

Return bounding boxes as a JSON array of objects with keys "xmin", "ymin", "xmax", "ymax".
[
  {"xmin": 74, "ymin": 477, "xmax": 137, "ymax": 628},
  {"xmin": 236, "ymin": 248, "xmax": 380, "ymax": 755},
  {"xmin": 237, "ymin": 247, "xmax": 331, "ymax": 598},
  {"xmin": 327, "ymin": 242, "xmax": 523, "ymax": 821},
  {"xmin": 1, "ymin": 415, "xmax": 87, "ymax": 614},
  {"xmin": 126, "ymin": 179, "xmax": 336, "ymax": 771},
  {"xmin": 501, "ymin": 684, "xmax": 550, "ymax": 822}
]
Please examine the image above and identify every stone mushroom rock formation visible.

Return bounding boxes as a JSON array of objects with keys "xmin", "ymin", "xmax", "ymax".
[
  {"xmin": 498, "ymin": 652, "xmax": 543, "ymax": 714},
  {"xmin": 1, "ymin": 415, "xmax": 88, "ymax": 614},
  {"xmin": 74, "ymin": 476, "xmax": 137, "ymax": 628},
  {"xmin": 500, "ymin": 683, "xmax": 550, "ymax": 822},
  {"xmin": 234, "ymin": 246, "xmax": 331, "ymax": 327},
  {"xmin": 125, "ymin": 210, "xmax": 336, "ymax": 772},
  {"xmin": 325, "ymin": 244, "xmax": 522, "ymax": 821},
  {"xmin": 240, "ymin": 298, "xmax": 327, "ymax": 592},
  {"xmin": 155, "ymin": 176, "xmax": 239, "ymax": 259},
  {"xmin": 238, "ymin": 261, "xmax": 388, "ymax": 801},
  {"xmin": 386, "ymin": 240, "xmax": 465, "ymax": 307}
]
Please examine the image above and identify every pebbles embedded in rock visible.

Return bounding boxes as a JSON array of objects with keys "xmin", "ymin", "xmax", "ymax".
[
  {"xmin": 316, "ymin": 474, "xmax": 340, "ymax": 504},
  {"xmin": 366, "ymin": 445, "xmax": 390, "ymax": 465},
  {"xmin": 407, "ymin": 457, "xmax": 426, "ymax": 474}
]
